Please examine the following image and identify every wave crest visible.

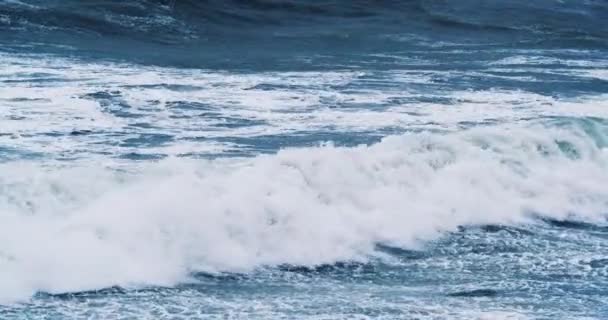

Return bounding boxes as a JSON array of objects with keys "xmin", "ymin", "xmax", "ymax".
[{"xmin": 1, "ymin": 124, "xmax": 607, "ymax": 303}]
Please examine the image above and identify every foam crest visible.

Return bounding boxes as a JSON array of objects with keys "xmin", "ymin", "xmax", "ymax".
[{"xmin": 1, "ymin": 124, "xmax": 607, "ymax": 303}]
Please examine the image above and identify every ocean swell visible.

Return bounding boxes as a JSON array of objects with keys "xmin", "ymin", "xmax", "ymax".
[{"xmin": 1, "ymin": 0, "xmax": 606, "ymax": 67}]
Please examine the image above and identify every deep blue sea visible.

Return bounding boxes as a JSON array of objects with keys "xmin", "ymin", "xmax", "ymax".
[{"xmin": 1, "ymin": 1, "xmax": 608, "ymax": 319}]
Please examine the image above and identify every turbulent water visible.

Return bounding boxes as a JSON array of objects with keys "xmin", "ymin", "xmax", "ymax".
[{"xmin": 1, "ymin": 0, "xmax": 608, "ymax": 319}]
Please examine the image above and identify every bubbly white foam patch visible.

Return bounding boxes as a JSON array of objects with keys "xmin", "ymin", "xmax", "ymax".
[
  {"xmin": 486, "ymin": 66, "xmax": 608, "ymax": 82},
  {"xmin": 487, "ymin": 53, "xmax": 608, "ymax": 81},
  {"xmin": 489, "ymin": 54, "xmax": 608, "ymax": 68},
  {"xmin": 1, "ymin": 53, "xmax": 607, "ymax": 160},
  {"xmin": 0, "ymin": 124, "xmax": 607, "ymax": 303},
  {"xmin": 1, "ymin": 285, "xmax": 536, "ymax": 320}
]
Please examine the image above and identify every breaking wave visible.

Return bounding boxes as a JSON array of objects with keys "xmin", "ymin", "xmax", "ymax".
[{"xmin": 1, "ymin": 123, "xmax": 607, "ymax": 303}]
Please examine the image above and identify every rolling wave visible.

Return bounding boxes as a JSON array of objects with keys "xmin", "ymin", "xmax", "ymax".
[{"xmin": 1, "ymin": 123, "xmax": 607, "ymax": 303}]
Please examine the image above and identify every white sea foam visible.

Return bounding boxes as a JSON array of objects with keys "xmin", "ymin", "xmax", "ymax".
[
  {"xmin": 1, "ymin": 123, "xmax": 607, "ymax": 303},
  {"xmin": 1, "ymin": 53, "xmax": 608, "ymax": 162},
  {"xmin": 1, "ymin": 53, "xmax": 608, "ymax": 303},
  {"xmin": 489, "ymin": 54, "xmax": 608, "ymax": 68}
]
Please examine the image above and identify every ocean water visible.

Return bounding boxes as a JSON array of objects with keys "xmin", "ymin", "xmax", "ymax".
[{"xmin": 1, "ymin": 1, "xmax": 608, "ymax": 319}]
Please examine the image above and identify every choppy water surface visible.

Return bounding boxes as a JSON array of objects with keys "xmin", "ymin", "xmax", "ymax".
[{"xmin": 1, "ymin": 1, "xmax": 608, "ymax": 319}]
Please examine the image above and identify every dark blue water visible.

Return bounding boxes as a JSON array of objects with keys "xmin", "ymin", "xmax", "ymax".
[{"xmin": 1, "ymin": 1, "xmax": 607, "ymax": 319}]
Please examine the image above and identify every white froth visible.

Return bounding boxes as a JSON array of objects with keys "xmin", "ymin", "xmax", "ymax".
[
  {"xmin": 1, "ymin": 53, "xmax": 607, "ymax": 161},
  {"xmin": 0, "ymin": 124, "xmax": 607, "ymax": 303}
]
